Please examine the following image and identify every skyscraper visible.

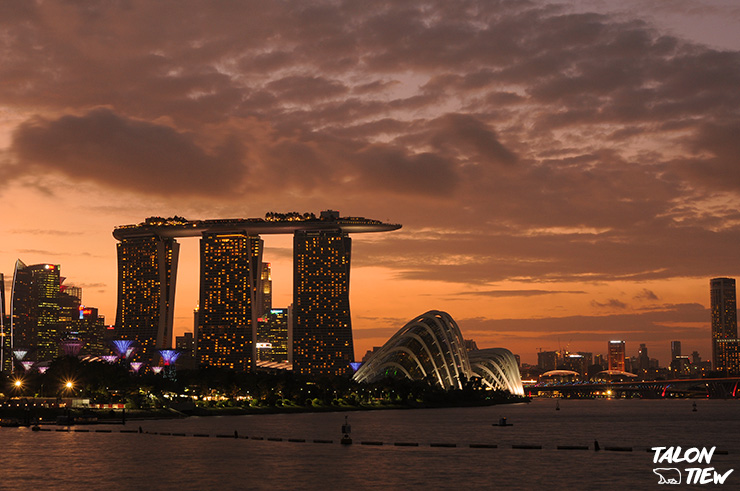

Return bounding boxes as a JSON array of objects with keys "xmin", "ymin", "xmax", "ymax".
[
  {"xmin": 257, "ymin": 262, "xmax": 272, "ymax": 317},
  {"xmin": 671, "ymin": 341, "xmax": 681, "ymax": 360},
  {"xmin": 608, "ymin": 340, "xmax": 626, "ymax": 371},
  {"xmin": 710, "ymin": 277, "xmax": 740, "ymax": 374},
  {"xmin": 10, "ymin": 261, "xmax": 63, "ymax": 362},
  {"xmin": 115, "ymin": 235, "xmax": 180, "ymax": 361},
  {"xmin": 637, "ymin": 343, "xmax": 649, "ymax": 371},
  {"xmin": 196, "ymin": 233, "xmax": 262, "ymax": 371},
  {"xmin": 293, "ymin": 228, "xmax": 353, "ymax": 377},
  {"xmin": 256, "ymin": 308, "xmax": 290, "ymax": 363}
]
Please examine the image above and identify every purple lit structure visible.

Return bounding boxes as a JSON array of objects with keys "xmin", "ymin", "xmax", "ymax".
[
  {"xmin": 102, "ymin": 355, "xmax": 118, "ymax": 363},
  {"xmin": 38, "ymin": 366, "xmax": 49, "ymax": 374},
  {"xmin": 60, "ymin": 339, "xmax": 84, "ymax": 357},
  {"xmin": 13, "ymin": 349, "xmax": 28, "ymax": 361},
  {"xmin": 159, "ymin": 349, "xmax": 181, "ymax": 366},
  {"xmin": 111, "ymin": 340, "xmax": 136, "ymax": 360},
  {"xmin": 130, "ymin": 362, "xmax": 144, "ymax": 373},
  {"xmin": 151, "ymin": 366, "xmax": 163, "ymax": 374},
  {"xmin": 21, "ymin": 361, "xmax": 35, "ymax": 372}
]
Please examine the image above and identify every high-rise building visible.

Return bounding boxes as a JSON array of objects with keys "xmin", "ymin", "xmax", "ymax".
[
  {"xmin": 11, "ymin": 261, "xmax": 62, "ymax": 362},
  {"xmin": 671, "ymin": 340, "xmax": 682, "ymax": 360},
  {"xmin": 710, "ymin": 277, "xmax": 740, "ymax": 373},
  {"xmin": 608, "ymin": 340, "xmax": 626, "ymax": 371},
  {"xmin": 196, "ymin": 233, "xmax": 262, "ymax": 371},
  {"xmin": 257, "ymin": 262, "xmax": 272, "ymax": 317},
  {"xmin": 638, "ymin": 343, "xmax": 650, "ymax": 371},
  {"xmin": 256, "ymin": 308, "xmax": 290, "ymax": 363},
  {"xmin": 537, "ymin": 350, "xmax": 559, "ymax": 371},
  {"xmin": 293, "ymin": 228, "xmax": 353, "ymax": 377},
  {"xmin": 115, "ymin": 235, "xmax": 179, "ymax": 362}
]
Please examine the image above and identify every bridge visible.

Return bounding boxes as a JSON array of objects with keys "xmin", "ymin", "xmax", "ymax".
[{"xmin": 525, "ymin": 377, "xmax": 740, "ymax": 399}]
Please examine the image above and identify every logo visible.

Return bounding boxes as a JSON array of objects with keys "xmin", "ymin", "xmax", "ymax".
[
  {"xmin": 651, "ymin": 447, "xmax": 734, "ymax": 485},
  {"xmin": 653, "ymin": 468, "xmax": 681, "ymax": 485}
]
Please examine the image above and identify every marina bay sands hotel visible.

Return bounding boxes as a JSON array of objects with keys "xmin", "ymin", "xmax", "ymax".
[{"xmin": 113, "ymin": 211, "xmax": 400, "ymax": 377}]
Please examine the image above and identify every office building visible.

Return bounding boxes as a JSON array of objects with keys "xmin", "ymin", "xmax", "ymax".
[
  {"xmin": 11, "ymin": 261, "xmax": 62, "ymax": 362},
  {"xmin": 256, "ymin": 308, "xmax": 290, "ymax": 363},
  {"xmin": 257, "ymin": 262, "xmax": 272, "ymax": 317},
  {"xmin": 196, "ymin": 233, "xmax": 262, "ymax": 371},
  {"xmin": 671, "ymin": 341, "xmax": 682, "ymax": 360},
  {"xmin": 537, "ymin": 350, "xmax": 559, "ymax": 372},
  {"xmin": 638, "ymin": 344, "xmax": 650, "ymax": 371},
  {"xmin": 292, "ymin": 228, "xmax": 353, "ymax": 377},
  {"xmin": 115, "ymin": 234, "xmax": 179, "ymax": 362},
  {"xmin": 608, "ymin": 340, "xmax": 626, "ymax": 371},
  {"xmin": 710, "ymin": 277, "xmax": 740, "ymax": 373}
]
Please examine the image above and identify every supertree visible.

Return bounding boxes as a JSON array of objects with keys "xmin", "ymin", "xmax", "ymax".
[
  {"xmin": 102, "ymin": 355, "xmax": 118, "ymax": 363},
  {"xmin": 151, "ymin": 366, "xmax": 163, "ymax": 375},
  {"xmin": 159, "ymin": 349, "xmax": 181, "ymax": 380},
  {"xmin": 13, "ymin": 349, "xmax": 28, "ymax": 361},
  {"xmin": 60, "ymin": 339, "xmax": 84, "ymax": 357},
  {"xmin": 111, "ymin": 340, "xmax": 136, "ymax": 360},
  {"xmin": 159, "ymin": 350, "xmax": 181, "ymax": 366},
  {"xmin": 21, "ymin": 361, "xmax": 35, "ymax": 372},
  {"xmin": 130, "ymin": 362, "xmax": 144, "ymax": 373}
]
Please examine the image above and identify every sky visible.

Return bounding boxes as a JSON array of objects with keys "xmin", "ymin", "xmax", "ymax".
[{"xmin": 1, "ymin": 0, "xmax": 740, "ymax": 366}]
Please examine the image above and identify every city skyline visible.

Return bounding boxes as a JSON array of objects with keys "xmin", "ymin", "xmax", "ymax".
[{"xmin": 1, "ymin": 1, "xmax": 740, "ymax": 365}]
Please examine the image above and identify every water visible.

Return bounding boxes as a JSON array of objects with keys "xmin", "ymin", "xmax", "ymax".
[{"xmin": 3, "ymin": 399, "xmax": 739, "ymax": 490}]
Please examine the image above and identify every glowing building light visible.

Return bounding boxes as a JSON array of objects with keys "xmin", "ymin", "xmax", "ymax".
[
  {"xmin": 21, "ymin": 361, "xmax": 35, "ymax": 372},
  {"xmin": 130, "ymin": 362, "xmax": 144, "ymax": 373},
  {"xmin": 159, "ymin": 349, "xmax": 181, "ymax": 366},
  {"xmin": 102, "ymin": 355, "xmax": 118, "ymax": 363},
  {"xmin": 13, "ymin": 349, "xmax": 28, "ymax": 361},
  {"xmin": 111, "ymin": 340, "xmax": 136, "ymax": 359},
  {"xmin": 151, "ymin": 366, "xmax": 163, "ymax": 374}
]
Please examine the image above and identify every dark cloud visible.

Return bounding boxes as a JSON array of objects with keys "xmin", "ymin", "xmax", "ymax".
[
  {"xmin": 591, "ymin": 299, "xmax": 628, "ymax": 309},
  {"xmin": 10, "ymin": 109, "xmax": 247, "ymax": 196},
  {"xmin": 634, "ymin": 289, "xmax": 660, "ymax": 301}
]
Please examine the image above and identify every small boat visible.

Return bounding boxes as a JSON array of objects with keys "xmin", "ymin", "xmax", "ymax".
[{"xmin": 492, "ymin": 417, "xmax": 513, "ymax": 427}]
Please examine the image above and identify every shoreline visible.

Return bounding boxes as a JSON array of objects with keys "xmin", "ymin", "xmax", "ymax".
[{"xmin": 0, "ymin": 396, "xmax": 530, "ymax": 425}]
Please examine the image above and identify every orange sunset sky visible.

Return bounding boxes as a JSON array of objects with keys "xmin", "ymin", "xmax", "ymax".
[{"xmin": 2, "ymin": 1, "xmax": 740, "ymax": 365}]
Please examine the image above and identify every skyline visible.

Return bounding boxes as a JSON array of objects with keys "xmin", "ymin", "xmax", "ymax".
[{"xmin": 2, "ymin": 1, "xmax": 740, "ymax": 364}]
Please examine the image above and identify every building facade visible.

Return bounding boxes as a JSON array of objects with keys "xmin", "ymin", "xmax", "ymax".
[
  {"xmin": 196, "ymin": 233, "xmax": 262, "ymax": 371},
  {"xmin": 11, "ymin": 261, "xmax": 62, "ymax": 362},
  {"xmin": 292, "ymin": 229, "xmax": 353, "ymax": 377},
  {"xmin": 608, "ymin": 340, "xmax": 626, "ymax": 371},
  {"xmin": 710, "ymin": 277, "xmax": 740, "ymax": 373},
  {"xmin": 115, "ymin": 235, "xmax": 179, "ymax": 362},
  {"xmin": 256, "ymin": 308, "xmax": 290, "ymax": 363}
]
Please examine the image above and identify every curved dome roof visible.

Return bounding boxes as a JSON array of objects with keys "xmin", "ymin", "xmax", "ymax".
[
  {"xmin": 353, "ymin": 311, "xmax": 523, "ymax": 396},
  {"xmin": 353, "ymin": 311, "xmax": 471, "ymax": 389},
  {"xmin": 469, "ymin": 348, "xmax": 525, "ymax": 396}
]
